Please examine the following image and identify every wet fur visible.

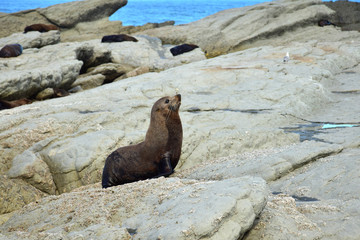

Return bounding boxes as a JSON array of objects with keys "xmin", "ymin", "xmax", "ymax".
[{"xmin": 102, "ymin": 94, "xmax": 182, "ymax": 188}]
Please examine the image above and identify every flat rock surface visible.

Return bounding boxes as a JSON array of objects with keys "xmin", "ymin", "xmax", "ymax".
[
  {"xmin": 141, "ymin": 0, "xmax": 336, "ymax": 56},
  {"xmin": 0, "ymin": 176, "xmax": 268, "ymax": 240},
  {"xmin": 1, "ymin": 1, "xmax": 360, "ymax": 239},
  {"xmin": 244, "ymin": 65, "xmax": 360, "ymax": 240},
  {"xmin": 1, "ymin": 33, "xmax": 359, "ymax": 194}
]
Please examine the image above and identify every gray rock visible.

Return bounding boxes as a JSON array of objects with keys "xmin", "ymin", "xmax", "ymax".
[
  {"xmin": 0, "ymin": 175, "xmax": 47, "ymax": 214},
  {"xmin": 0, "ymin": 177, "xmax": 268, "ymax": 240},
  {"xmin": 0, "ymin": 37, "xmax": 205, "ymax": 100},
  {"xmin": 258, "ymin": 148, "xmax": 360, "ymax": 240},
  {"xmin": 0, "ymin": 0, "xmax": 127, "ymax": 38},
  {"xmin": 37, "ymin": 0, "xmax": 127, "ymax": 28},
  {"xmin": 2, "ymin": 34, "xmax": 360, "ymax": 194},
  {"xmin": 115, "ymin": 66, "xmax": 150, "ymax": 81},
  {"xmin": 325, "ymin": 1, "xmax": 360, "ymax": 31},
  {"xmin": 108, "ymin": 35, "xmax": 206, "ymax": 70},
  {"xmin": 244, "ymin": 194, "xmax": 323, "ymax": 240},
  {"xmin": 140, "ymin": 0, "xmax": 336, "ymax": 57},
  {"xmin": 175, "ymin": 141, "xmax": 343, "ymax": 182},
  {"xmin": 0, "ymin": 0, "xmax": 175, "ymax": 42},
  {"xmin": 71, "ymin": 74, "xmax": 106, "ymax": 90},
  {"xmin": 85, "ymin": 63, "xmax": 134, "ymax": 83},
  {"xmin": 35, "ymin": 88, "xmax": 55, "ymax": 100},
  {"xmin": 0, "ymin": 31, "xmax": 60, "ymax": 49},
  {"xmin": 8, "ymin": 145, "xmax": 56, "ymax": 194},
  {"xmin": 0, "ymin": 54, "xmax": 82, "ymax": 100}
]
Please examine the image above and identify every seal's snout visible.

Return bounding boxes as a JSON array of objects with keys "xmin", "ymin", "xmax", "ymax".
[{"xmin": 176, "ymin": 94, "xmax": 181, "ymax": 102}]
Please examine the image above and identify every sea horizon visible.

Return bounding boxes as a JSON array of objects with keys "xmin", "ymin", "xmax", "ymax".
[{"xmin": 1, "ymin": 0, "xmax": 356, "ymax": 26}]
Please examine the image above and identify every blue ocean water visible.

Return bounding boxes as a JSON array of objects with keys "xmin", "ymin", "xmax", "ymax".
[{"xmin": 0, "ymin": 0, "xmax": 359, "ymax": 26}]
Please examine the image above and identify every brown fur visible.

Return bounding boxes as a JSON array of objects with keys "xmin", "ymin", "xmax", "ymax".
[
  {"xmin": 53, "ymin": 88, "xmax": 69, "ymax": 98},
  {"xmin": 24, "ymin": 24, "xmax": 59, "ymax": 33},
  {"xmin": 102, "ymin": 94, "xmax": 183, "ymax": 188},
  {"xmin": 0, "ymin": 98, "xmax": 32, "ymax": 110},
  {"xmin": 0, "ymin": 44, "xmax": 23, "ymax": 58}
]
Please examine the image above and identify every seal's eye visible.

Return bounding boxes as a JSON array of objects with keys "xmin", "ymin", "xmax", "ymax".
[{"xmin": 165, "ymin": 99, "xmax": 170, "ymax": 104}]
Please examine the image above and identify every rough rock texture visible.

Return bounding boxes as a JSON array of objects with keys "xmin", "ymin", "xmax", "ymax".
[
  {"xmin": 325, "ymin": 1, "xmax": 360, "ymax": 31},
  {"xmin": 0, "ymin": 0, "xmax": 175, "ymax": 42},
  {"xmin": 0, "ymin": 175, "xmax": 47, "ymax": 215},
  {"xmin": 0, "ymin": 36, "xmax": 205, "ymax": 100},
  {"xmin": 1, "ymin": 30, "xmax": 360, "ymax": 194},
  {"xmin": 1, "ymin": 1, "xmax": 360, "ymax": 239},
  {"xmin": 0, "ymin": 31, "xmax": 60, "ymax": 49},
  {"xmin": 0, "ymin": 177, "xmax": 268, "ymax": 240},
  {"xmin": 175, "ymin": 141, "xmax": 343, "ymax": 182},
  {"xmin": 37, "ymin": 0, "xmax": 127, "ymax": 28},
  {"xmin": 244, "ymin": 63, "xmax": 360, "ymax": 240},
  {"xmin": 266, "ymin": 148, "xmax": 360, "ymax": 240},
  {"xmin": 140, "ymin": 0, "xmax": 336, "ymax": 57},
  {"xmin": 60, "ymin": 19, "xmax": 175, "ymax": 42},
  {"xmin": 0, "ymin": 44, "xmax": 83, "ymax": 100},
  {"xmin": 0, "ymin": 0, "xmax": 127, "ymax": 38},
  {"xmin": 244, "ymin": 194, "xmax": 323, "ymax": 239}
]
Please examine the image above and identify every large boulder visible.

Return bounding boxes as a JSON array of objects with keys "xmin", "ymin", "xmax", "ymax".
[
  {"xmin": 140, "ymin": 0, "xmax": 336, "ymax": 57},
  {"xmin": 0, "ymin": 176, "xmax": 268, "ymax": 240},
  {"xmin": 0, "ymin": 0, "xmax": 127, "ymax": 38},
  {"xmin": 0, "ymin": 0, "xmax": 175, "ymax": 42},
  {"xmin": 0, "ymin": 43, "xmax": 83, "ymax": 100},
  {"xmin": 0, "ymin": 36, "xmax": 205, "ymax": 100},
  {"xmin": 2, "ymin": 28, "xmax": 360, "ymax": 194},
  {"xmin": 37, "ymin": 0, "xmax": 127, "ymax": 28},
  {"xmin": 0, "ymin": 31, "xmax": 60, "ymax": 49},
  {"xmin": 325, "ymin": 1, "xmax": 360, "ymax": 31}
]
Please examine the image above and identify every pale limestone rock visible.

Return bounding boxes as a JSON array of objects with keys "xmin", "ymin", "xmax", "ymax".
[
  {"xmin": 0, "ymin": 36, "xmax": 205, "ymax": 99},
  {"xmin": 0, "ymin": 177, "xmax": 268, "ymax": 240},
  {"xmin": 175, "ymin": 141, "xmax": 343, "ymax": 182},
  {"xmin": 0, "ymin": 175, "xmax": 47, "ymax": 214},
  {"xmin": 0, "ymin": 0, "xmax": 128, "ymax": 38},
  {"xmin": 35, "ymin": 88, "xmax": 55, "ymax": 100},
  {"xmin": 8, "ymin": 145, "xmax": 56, "ymax": 195},
  {"xmin": 0, "ymin": 31, "xmax": 60, "ymax": 49},
  {"xmin": 37, "ymin": 0, "xmax": 127, "ymax": 28},
  {"xmin": 140, "ymin": 0, "xmax": 336, "ymax": 57},
  {"xmin": 2, "ymin": 38, "xmax": 360, "ymax": 194},
  {"xmin": 71, "ymin": 74, "xmax": 106, "ymax": 90}
]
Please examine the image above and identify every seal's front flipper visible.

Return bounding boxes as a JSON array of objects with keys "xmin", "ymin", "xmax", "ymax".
[{"xmin": 155, "ymin": 152, "xmax": 174, "ymax": 178}]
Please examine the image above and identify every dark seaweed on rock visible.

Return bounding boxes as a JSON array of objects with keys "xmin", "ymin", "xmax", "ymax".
[{"xmin": 170, "ymin": 44, "xmax": 199, "ymax": 56}]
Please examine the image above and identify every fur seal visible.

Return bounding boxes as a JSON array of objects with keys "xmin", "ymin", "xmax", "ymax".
[
  {"xmin": 102, "ymin": 94, "xmax": 183, "ymax": 188},
  {"xmin": 24, "ymin": 24, "xmax": 59, "ymax": 33},
  {"xmin": 0, "ymin": 98, "xmax": 32, "ymax": 110},
  {"xmin": 0, "ymin": 44, "xmax": 23, "ymax": 58},
  {"xmin": 318, "ymin": 19, "xmax": 336, "ymax": 27},
  {"xmin": 101, "ymin": 34, "xmax": 138, "ymax": 43},
  {"xmin": 170, "ymin": 44, "xmax": 199, "ymax": 56}
]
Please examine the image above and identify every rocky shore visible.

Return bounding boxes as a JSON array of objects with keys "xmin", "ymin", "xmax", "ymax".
[{"xmin": 1, "ymin": 0, "xmax": 360, "ymax": 239}]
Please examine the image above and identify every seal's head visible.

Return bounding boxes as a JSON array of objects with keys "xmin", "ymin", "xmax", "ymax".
[{"xmin": 152, "ymin": 94, "xmax": 181, "ymax": 119}]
